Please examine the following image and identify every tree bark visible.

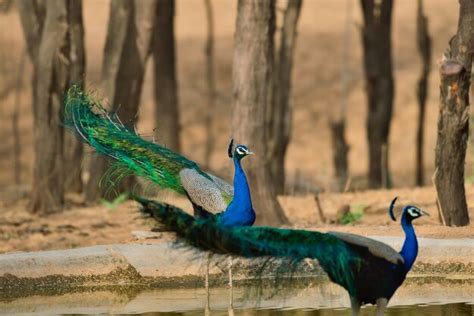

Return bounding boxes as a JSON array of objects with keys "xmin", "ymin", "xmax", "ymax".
[
  {"xmin": 86, "ymin": 0, "xmax": 157, "ymax": 202},
  {"xmin": 434, "ymin": 0, "xmax": 472, "ymax": 227},
  {"xmin": 330, "ymin": 120, "xmax": 349, "ymax": 191},
  {"xmin": 152, "ymin": 0, "xmax": 180, "ymax": 152},
  {"xmin": 331, "ymin": 0, "xmax": 352, "ymax": 192},
  {"xmin": 12, "ymin": 50, "xmax": 27, "ymax": 185},
  {"xmin": 267, "ymin": 0, "xmax": 302, "ymax": 196},
  {"xmin": 64, "ymin": 0, "xmax": 86, "ymax": 193},
  {"xmin": 360, "ymin": 0, "xmax": 394, "ymax": 188},
  {"xmin": 17, "ymin": 0, "xmax": 71, "ymax": 213},
  {"xmin": 203, "ymin": 0, "xmax": 216, "ymax": 167},
  {"xmin": 16, "ymin": 0, "xmax": 45, "ymax": 62},
  {"xmin": 415, "ymin": 0, "xmax": 431, "ymax": 187},
  {"xmin": 232, "ymin": 0, "xmax": 289, "ymax": 226}
]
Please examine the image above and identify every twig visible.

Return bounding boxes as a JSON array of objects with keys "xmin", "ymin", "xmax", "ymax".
[
  {"xmin": 343, "ymin": 176, "xmax": 352, "ymax": 193},
  {"xmin": 314, "ymin": 192, "xmax": 327, "ymax": 224},
  {"xmin": 431, "ymin": 167, "xmax": 446, "ymax": 225}
]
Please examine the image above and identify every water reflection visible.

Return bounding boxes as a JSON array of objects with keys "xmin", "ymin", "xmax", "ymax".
[
  {"xmin": 114, "ymin": 303, "xmax": 472, "ymax": 316},
  {"xmin": 2, "ymin": 276, "xmax": 472, "ymax": 315}
]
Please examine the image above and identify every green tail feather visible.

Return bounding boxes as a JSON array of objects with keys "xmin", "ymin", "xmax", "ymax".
[
  {"xmin": 135, "ymin": 197, "xmax": 360, "ymax": 297},
  {"xmin": 64, "ymin": 85, "xmax": 209, "ymax": 194}
]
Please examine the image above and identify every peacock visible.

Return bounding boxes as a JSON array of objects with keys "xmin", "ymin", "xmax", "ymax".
[
  {"xmin": 63, "ymin": 85, "xmax": 257, "ymax": 215},
  {"xmin": 63, "ymin": 85, "xmax": 256, "ymax": 285},
  {"xmin": 135, "ymin": 196, "xmax": 428, "ymax": 316},
  {"xmin": 64, "ymin": 86, "xmax": 235, "ymax": 210}
]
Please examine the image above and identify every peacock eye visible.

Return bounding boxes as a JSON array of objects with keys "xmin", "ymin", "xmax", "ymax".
[{"xmin": 236, "ymin": 147, "xmax": 245, "ymax": 155}]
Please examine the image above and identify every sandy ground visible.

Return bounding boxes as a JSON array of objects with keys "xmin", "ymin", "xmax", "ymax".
[{"xmin": 0, "ymin": 185, "xmax": 472, "ymax": 254}]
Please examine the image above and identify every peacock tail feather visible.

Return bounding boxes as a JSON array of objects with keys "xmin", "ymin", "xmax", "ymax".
[
  {"xmin": 64, "ymin": 85, "xmax": 232, "ymax": 204},
  {"xmin": 135, "ymin": 196, "xmax": 361, "ymax": 297}
]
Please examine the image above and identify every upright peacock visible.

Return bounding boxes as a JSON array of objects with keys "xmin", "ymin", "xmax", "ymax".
[
  {"xmin": 136, "ymin": 197, "xmax": 428, "ymax": 316},
  {"xmin": 64, "ymin": 85, "xmax": 235, "ymax": 213},
  {"xmin": 63, "ymin": 85, "xmax": 256, "ymax": 285}
]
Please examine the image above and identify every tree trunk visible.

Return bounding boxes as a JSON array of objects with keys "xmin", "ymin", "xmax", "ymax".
[
  {"xmin": 17, "ymin": 0, "xmax": 72, "ymax": 214},
  {"xmin": 64, "ymin": 0, "xmax": 86, "ymax": 193},
  {"xmin": 12, "ymin": 50, "xmax": 26, "ymax": 186},
  {"xmin": 267, "ymin": 0, "xmax": 302, "ymax": 196},
  {"xmin": 330, "ymin": 120, "xmax": 349, "ymax": 191},
  {"xmin": 434, "ymin": 0, "xmax": 472, "ymax": 227},
  {"xmin": 331, "ymin": 0, "xmax": 352, "ymax": 192},
  {"xmin": 415, "ymin": 0, "xmax": 431, "ymax": 187},
  {"xmin": 152, "ymin": 0, "xmax": 180, "ymax": 152},
  {"xmin": 360, "ymin": 0, "xmax": 394, "ymax": 188},
  {"xmin": 203, "ymin": 0, "xmax": 215, "ymax": 168},
  {"xmin": 232, "ymin": 0, "xmax": 289, "ymax": 226},
  {"xmin": 86, "ymin": 0, "xmax": 157, "ymax": 202}
]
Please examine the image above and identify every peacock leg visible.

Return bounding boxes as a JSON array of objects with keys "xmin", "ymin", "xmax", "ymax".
[
  {"xmin": 205, "ymin": 252, "xmax": 211, "ymax": 289},
  {"xmin": 374, "ymin": 298, "xmax": 388, "ymax": 316},
  {"xmin": 205, "ymin": 253, "xmax": 211, "ymax": 315},
  {"xmin": 350, "ymin": 297, "xmax": 360, "ymax": 316},
  {"xmin": 228, "ymin": 256, "xmax": 234, "ymax": 313},
  {"xmin": 228, "ymin": 256, "xmax": 233, "ymax": 288}
]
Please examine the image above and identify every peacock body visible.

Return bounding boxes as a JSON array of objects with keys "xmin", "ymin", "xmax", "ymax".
[
  {"xmin": 64, "ymin": 85, "xmax": 256, "ymax": 288},
  {"xmin": 64, "ymin": 86, "xmax": 235, "ymax": 213},
  {"xmin": 136, "ymin": 197, "xmax": 428, "ymax": 316}
]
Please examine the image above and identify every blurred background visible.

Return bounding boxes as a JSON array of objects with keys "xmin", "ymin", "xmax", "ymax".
[
  {"xmin": 0, "ymin": 0, "xmax": 460, "ymax": 190},
  {"xmin": 0, "ymin": 0, "xmax": 473, "ymax": 253},
  {"xmin": 1, "ymin": 0, "xmax": 473, "ymax": 215}
]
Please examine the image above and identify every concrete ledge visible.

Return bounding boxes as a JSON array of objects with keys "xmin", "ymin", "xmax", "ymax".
[{"xmin": 0, "ymin": 237, "xmax": 473, "ymax": 297}]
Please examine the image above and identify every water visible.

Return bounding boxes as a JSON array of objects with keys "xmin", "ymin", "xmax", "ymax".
[
  {"xmin": 1, "ymin": 276, "xmax": 473, "ymax": 315},
  {"xmin": 110, "ymin": 303, "xmax": 473, "ymax": 316}
]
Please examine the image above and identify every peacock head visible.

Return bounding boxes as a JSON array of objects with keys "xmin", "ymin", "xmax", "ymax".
[
  {"xmin": 228, "ymin": 139, "xmax": 254, "ymax": 161},
  {"xmin": 389, "ymin": 197, "xmax": 430, "ymax": 222}
]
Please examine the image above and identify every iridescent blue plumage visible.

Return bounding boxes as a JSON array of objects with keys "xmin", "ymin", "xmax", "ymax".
[
  {"xmin": 136, "ymin": 197, "xmax": 428, "ymax": 316},
  {"xmin": 398, "ymin": 209, "xmax": 420, "ymax": 271},
  {"xmin": 217, "ymin": 143, "xmax": 255, "ymax": 227}
]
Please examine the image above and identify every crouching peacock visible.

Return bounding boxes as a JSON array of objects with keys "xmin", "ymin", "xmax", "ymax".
[{"xmin": 135, "ymin": 196, "xmax": 428, "ymax": 316}]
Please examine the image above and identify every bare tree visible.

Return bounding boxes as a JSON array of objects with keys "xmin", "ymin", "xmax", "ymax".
[
  {"xmin": 415, "ymin": 0, "xmax": 431, "ymax": 187},
  {"xmin": 331, "ymin": 0, "xmax": 352, "ymax": 191},
  {"xmin": 0, "ymin": 0, "xmax": 12, "ymax": 12},
  {"xmin": 232, "ymin": 0, "xmax": 289, "ymax": 226},
  {"xmin": 64, "ymin": 0, "xmax": 86, "ymax": 193},
  {"xmin": 330, "ymin": 121, "xmax": 349, "ymax": 191},
  {"xmin": 267, "ymin": 0, "xmax": 303, "ymax": 196},
  {"xmin": 203, "ymin": 0, "xmax": 216, "ymax": 167},
  {"xmin": 86, "ymin": 0, "xmax": 157, "ymax": 202},
  {"xmin": 17, "ymin": 0, "xmax": 72, "ymax": 213},
  {"xmin": 434, "ymin": 0, "xmax": 472, "ymax": 227},
  {"xmin": 153, "ymin": 0, "xmax": 180, "ymax": 152},
  {"xmin": 11, "ymin": 50, "xmax": 27, "ymax": 186},
  {"xmin": 360, "ymin": 0, "xmax": 394, "ymax": 188}
]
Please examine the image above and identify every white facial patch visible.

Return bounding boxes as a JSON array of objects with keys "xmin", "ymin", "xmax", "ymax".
[
  {"xmin": 407, "ymin": 207, "xmax": 420, "ymax": 217},
  {"xmin": 236, "ymin": 147, "xmax": 248, "ymax": 155}
]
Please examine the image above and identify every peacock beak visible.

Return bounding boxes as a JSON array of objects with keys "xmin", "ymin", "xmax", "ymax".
[
  {"xmin": 421, "ymin": 210, "xmax": 430, "ymax": 216},
  {"xmin": 247, "ymin": 151, "xmax": 254, "ymax": 155}
]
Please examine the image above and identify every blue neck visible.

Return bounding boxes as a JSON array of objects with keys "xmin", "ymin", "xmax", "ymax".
[
  {"xmin": 218, "ymin": 157, "xmax": 255, "ymax": 227},
  {"xmin": 399, "ymin": 214, "xmax": 418, "ymax": 271},
  {"xmin": 230, "ymin": 157, "xmax": 253, "ymax": 212}
]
